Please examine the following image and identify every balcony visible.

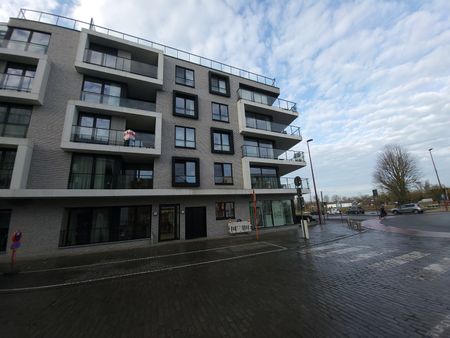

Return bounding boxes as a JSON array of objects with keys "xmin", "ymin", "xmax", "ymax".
[
  {"xmin": 251, "ymin": 176, "xmax": 310, "ymax": 192},
  {"xmin": 81, "ymin": 91, "xmax": 156, "ymax": 112},
  {"xmin": 1, "ymin": 38, "xmax": 48, "ymax": 54},
  {"xmin": 71, "ymin": 125, "xmax": 155, "ymax": 149},
  {"xmin": 0, "ymin": 73, "xmax": 33, "ymax": 92},
  {"xmin": 68, "ymin": 173, "xmax": 153, "ymax": 189},
  {"xmin": 237, "ymin": 88, "xmax": 297, "ymax": 112}
]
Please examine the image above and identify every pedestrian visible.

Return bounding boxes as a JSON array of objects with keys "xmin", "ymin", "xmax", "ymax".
[{"xmin": 379, "ymin": 205, "xmax": 387, "ymax": 220}]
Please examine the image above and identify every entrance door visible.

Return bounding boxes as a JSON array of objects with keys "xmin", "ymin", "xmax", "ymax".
[
  {"xmin": 159, "ymin": 205, "xmax": 179, "ymax": 241},
  {"xmin": 185, "ymin": 206, "xmax": 207, "ymax": 240}
]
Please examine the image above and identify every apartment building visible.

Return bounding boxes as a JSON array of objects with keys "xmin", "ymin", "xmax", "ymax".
[{"xmin": 0, "ymin": 9, "xmax": 308, "ymax": 259}]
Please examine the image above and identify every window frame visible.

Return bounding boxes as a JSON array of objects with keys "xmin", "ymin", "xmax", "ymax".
[
  {"xmin": 211, "ymin": 128, "xmax": 234, "ymax": 154},
  {"xmin": 214, "ymin": 162, "xmax": 233, "ymax": 185},
  {"xmin": 175, "ymin": 66, "xmax": 195, "ymax": 87},
  {"xmin": 0, "ymin": 103, "xmax": 32, "ymax": 138},
  {"xmin": 175, "ymin": 125, "xmax": 196, "ymax": 149},
  {"xmin": 5, "ymin": 28, "xmax": 51, "ymax": 53},
  {"xmin": 215, "ymin": 202, "xmax": 235, "ymax": 220},
  {"xmin": 172, "ymin": 157, "xmax": 200, "ymax": 187},
  {"xmin": 173, "ymin": 91, "xmax": 198, "ymax": 119},
  {"xmin": 212, "ymin": 102, "xmax": 229, "ymax": 123},
  {"xmin": 209, "ymin": 71, "xmax": 230, "ymax": 97}
]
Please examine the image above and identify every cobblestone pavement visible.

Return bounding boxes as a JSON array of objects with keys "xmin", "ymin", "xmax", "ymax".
[{"xmin": 1, "ymin": 222, "xmax": 450, "ymax": 338}]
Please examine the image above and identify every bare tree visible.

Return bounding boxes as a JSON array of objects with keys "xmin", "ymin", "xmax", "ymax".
[{"xmin": 373, "ymin": 144, "xmax": 421, "ymax": 203}]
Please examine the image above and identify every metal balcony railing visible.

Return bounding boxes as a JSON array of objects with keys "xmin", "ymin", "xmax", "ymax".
[
  {"xmin": 83, "ymin": 49, "xmax": 158, "ymax": 78},
  {"xmin": 251, "ymin": 176, "xmax": 309, "ymax": 189},
  {"xmin": 0, "ymin": 73, "xmax": 34, "ymax": 92},
  {"xmin": 1, "ymin": 38, "xmax": 48, "ymax": 54},
  {"xmin": 237, "ymin": 88, "xmax": 297, "ymax": 112},
  {"xmin": 245, "ymin": 118, "xmax": 301, "ymax": 137},
  {"xmin": 71, "ymin": 125, "xmax": 155, "ymax": 149},
  {"xmin": 80, "ymin": 91, "xmax": 156, "ymax": 111},
  {"xmin": 68, "ymin": 173, "xmax": 153, "ymax": 189},
  {"xmin": 17, "ymin": 9, "xmax": 276, "ymax": 86},
  {"xmin": 242, "ymin": 145, "xmax": 305, "ymax": 162}
]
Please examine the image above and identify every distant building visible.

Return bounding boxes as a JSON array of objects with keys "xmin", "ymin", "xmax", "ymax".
[{"xmin": 0, "ymin": 9, "xmax": 307, "ymax": 258}]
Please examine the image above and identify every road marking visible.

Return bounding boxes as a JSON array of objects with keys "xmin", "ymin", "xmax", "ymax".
[
  {"xmin": 338, "ymin": 249, "xmax": 396, "ymax": 263},
  {"xmin": 300, "ymin": 243, "xmax": 348, "ymax": 254},
  {"xmin": 316, "ymin": 246, "xmax": 370, "ymax": 258},
  {"xmin": 409, "ymin": 258, "xmax": 450, "ymax": 281},
  {"xmin": 20, "ymin": 241, "xmax": 283, "ymax": 274},
  {"xmin": 369, "ymin": 251, "xmax": 430, "ymax": 271}
]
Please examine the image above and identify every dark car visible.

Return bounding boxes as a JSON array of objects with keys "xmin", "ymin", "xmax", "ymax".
[
  {"xmin": 390, "ymin": 203, "xmax": 423, "ymax": 215},
  {"xmin": 347, "ymin": 206, "xmax": 365, "ymax": 215}
]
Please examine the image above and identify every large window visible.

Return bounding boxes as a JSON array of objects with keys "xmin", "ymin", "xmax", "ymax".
[
  {"xmin": 215, "ymin": 202, "xmax": 235, "ymax": 220},
  {"xmin": 2, "ymin": 63, "xmax": 36, "ymax": 92},
  {"xmin": 214, "ymin": 163, "xmax": 233, "ymax": 185},
  {"xmin": 6, "ymin": 28, "xmax": 50, "ymax": 54},
  {"xmin": 243, "ymin": 138, "xmax": 274, "ymax": 158},
  {"xmin": 211, "ymin": 128, "xmax": 234, "ymax": 154},
  {"xmin": 0, "ymin": 210, "xmax": 11, "ymax": 252},
  {"xmin": 81, "ymin": 77, "xmax": 123, "ymax": 106},
  {"xmin": 60, "ymin": 205, "xmax": 151, "ymax": 246},
  {"xmin": 209, "ymin": 71, "xmax": 230, "ymax": 97},
  {"xmin": 212, "ymin": 102, "xmax": 229, "ymax": 122},
  {"xmin": 172, "ymin": 157, "xmax": 200, "ymax": 187},
  {"xmin": 69, "ymin": 154, "xmax": 153, "ymax": 189},
  {"xmin": 0, "ymin": 149, "xmax": 16, "ymax": 189},
  {"xmin": 175, "ymin": 66, "xmax": 194, "ymax": 87},
  {"xmin": 249, "ymin": 200, "xmax": 294, "ymax": 228},
  {"xmin": 173, "ymin": 91, "xmax": 198, "ymax": 119},
  {"xmin": 0, "ymin": 103, "xmax": 32, "ymax": 138},
  {"xmin": 175, "ymin": 126, "xmax": 196, "ymax": 148},
  {"xmin": 250, "ymin": 166, "xmax": 279, "ymax": 189},
  {"xmin": 246, "ymin": 112, "xmax": 272, "ymax": 131},
  {"xmin": 74, "ymin": 113, "xmax": 111, "ymax": 144}
]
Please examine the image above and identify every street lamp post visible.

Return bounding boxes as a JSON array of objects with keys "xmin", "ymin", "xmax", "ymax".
[
  {"xmin": 306, "ymin": 139, "xmax": 322, "ymax": 224},
  {"xmin": 428, "ymin": 148, "xmax": 449, "ymax": 207}
]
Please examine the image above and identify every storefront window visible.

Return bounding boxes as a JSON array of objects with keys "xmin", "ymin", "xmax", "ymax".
[{"xmin": 249, "ymin": 200, "xmax": 294, "ymax": 228}]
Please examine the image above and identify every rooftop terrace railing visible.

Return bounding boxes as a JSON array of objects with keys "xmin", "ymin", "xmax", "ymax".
[{"xmin": 16, "ymin": 8, "xmax": 277, "ymax": 87}]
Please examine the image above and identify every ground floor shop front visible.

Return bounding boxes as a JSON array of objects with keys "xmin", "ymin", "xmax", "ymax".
[{"xmin": 0, "ymin": 194, "xmax": 296, "ymax": 260}]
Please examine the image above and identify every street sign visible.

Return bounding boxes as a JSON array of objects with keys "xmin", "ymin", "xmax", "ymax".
[{"xmin": 372, "ymin": 189, "xmax": 378, "ymax": 197}]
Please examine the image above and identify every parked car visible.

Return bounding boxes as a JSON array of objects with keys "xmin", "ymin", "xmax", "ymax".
[
  {"xmin": 390, "ymin": 203, "xmax": 423, "ymax": 215},
  {"xmin": 347, "ymin": 206, "xmax": 365, "ymax": 214}
]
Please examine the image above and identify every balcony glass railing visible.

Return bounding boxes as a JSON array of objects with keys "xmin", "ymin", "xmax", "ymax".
[
  {"xmin": 71, "ymin": 125, "xmax": 155, "ymax": 149},
  {"xmin": 245, "ymin": 118, "xmax": 301, "ymax": 137},
  {"xmin": 83, "ymin": 49, "xmax": 158, "ymax": 78},
  {"xmin": 1, "ymin": 38, "xmax": 48, "ymax": 54},
  {"xmin": 69, "ymin": 173, "xmax": 153, "ymax": 189},
  {"xmin": 242, "ymin": 145, "xmax": 305, "ymax": 162},
  {"xmin": 237, "ymin": 88, "xmax": 297, "ymax": 112},
  {"xmin": 80, "ymin": 91, "xmax": 156, "ymax": 111},
  {"xmin": 251, "ymin": 176, "xmax": 309, "ymax": 189},
  {"xmin": 0, "ymin": 73, "xmax": 34, "ymax": 92}
]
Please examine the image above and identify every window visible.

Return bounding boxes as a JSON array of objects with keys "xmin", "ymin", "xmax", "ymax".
[
  {"xmin": 0, "ymin": 210, "xmax": 11, "ymax": 252},
  {"xmin": 172, "ymin": 157, "xmax": 200, "ymax": 187},
  {"xmin": 74, "ymin": 113, "xmax": 111, "ymax": 144},
  {"xmin": 250, "ymin": 166, "xmax": 279, "ymax": 189},
  {"xmin": 173, "ymin": 91, "xmax": 198, "ymax": 119},
  {"xmin": 245, "ymin": 112, "xmax": 272, "ymax": 131},
  {"xmin": 212, "ymin": 102, "xmax": 229, "ymax": 122},
  {"xmin": 0, "ymin": 149, "xmax": 16, "ymax": 189},
  {"xmin": 211, "ymin": 128, "xmax": 234, "ymax": 154},
  {"xmin": 243, "ymin": 138, "xmax": 274, "ymax": 158},
  {"xmin": 2, "ymin": 63, "xmax": 36, "ymax": 92},
  {"xmin": 214, "ymin": 163, "xmax": 233, "ymax": 185},
  {"xmin": 0, "ymin": 103, "xmax": 32, "ymax": 138},
  {"xmin": 209, "ymin": 72, "xmax": 230, "ymax": 97},
  {"xmin": 60, "ymin": 205, "xmax": 152, "ymax": 246},
  {"xmin": 175, "ymin": 66, "xmax": 194, "ymax": 87},
  {"xmin": 175, "ymin": 126, "xmax": 196, "ymax": 148},
  {"xmin": 6, "ymin": 28, "xmax": 50, "ymax": 54},
  {"xmin": 215, "ymin": 202, "xmax": 235, "ymax": 220},
  {"xmin": 81, "ymin": 77, "xmax": 123, "ymax": 106}
]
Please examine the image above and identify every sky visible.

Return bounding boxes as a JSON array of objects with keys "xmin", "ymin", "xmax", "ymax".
[{"xmin": 1, "ymin": 0, "xmax": 449, "ymax": 198}]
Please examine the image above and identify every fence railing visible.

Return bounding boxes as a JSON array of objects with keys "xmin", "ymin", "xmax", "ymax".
[
  {"xmin": 71, "ymin": 125, "xmax": 155, "ymax": 149},
  {"xmin": 17, "ymin": 8, "xmax": 276, "ymax": 86},
  {"xmin": 80, "ymin": 91, "xmax": 156, "ymax": 111},
  {"xmin": 1, "ymin": 38, "xmax": 48, "ymax": 54},
  {"xmin": 237, "ymin": 88, "xmax": 297, "ymax": 112},
  {"xmin": 68, "ymin": 173, "xmax": 153, "ymax": 190},
  {"xmin": 83, "ymin": 49, "xmax": 158, "ymax": 78},
  {"xmin": 251, "ymin": 176, "xmax": 309, "ymax": 189},
  {"xmin": 242, "ymin": 145, "xmax": 305, "ymax": 162},
  {"xmin": 0, "ymin": 73, "xmax": 34, "ymax": 92},
  {"xmin": 245, "ymin": 118, "xmax": 301, "ymax": 136}
]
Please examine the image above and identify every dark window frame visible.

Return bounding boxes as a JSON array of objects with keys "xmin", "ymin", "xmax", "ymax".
[
  {"xmin": 209, "ymin": 71, "xmax": 230, "ymax": 97},
  {"xmin": 175, "ymin": 66, "xmax": 195, "ymax": 87},
  {"xmin": 172, "ymin": 157, "xmax": 200, "ymax": 187},
  {"xmin": 212, "ymin": 102, "xmax": 229, "ymax": 123},
  {"xmin": 174, "ymin": 125, "xmax": 196, "ymax": 149},
  {"xmin": 5, "ymin": 27, "xmax": 51, "ymax": 53},
  {"xmin": 173, "ymin": 91, "xmax": 199, "ymax": 119},
  {"xmin": 211, "ymin": 128, "xmax": 234, "ymax": 154},
  {"xmin": 0, "ymin": 148, "xmax": 17, "ymax": 189},
  {"xmin": 0, "ymin": 103, "xmax": 32, "ymax": 138},
  {"xmin": 214, "ymin": 162, "xmax": 233, "ymax": 185},
  {"xmin": 215, "ymin": 202, "xmax": 235, "ymax": 220}
]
